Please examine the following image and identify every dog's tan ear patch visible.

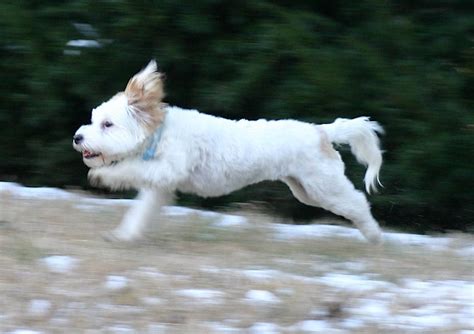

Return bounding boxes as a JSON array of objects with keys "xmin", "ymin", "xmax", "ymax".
[{"xmin": 125, "ymin": 60, "xmax": 166, "ymax": 131}]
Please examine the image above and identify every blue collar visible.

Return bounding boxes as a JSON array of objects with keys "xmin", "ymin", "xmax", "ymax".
[{"xmin": 142, "ymin": 124, "xmax": 165, "ymax": 161}]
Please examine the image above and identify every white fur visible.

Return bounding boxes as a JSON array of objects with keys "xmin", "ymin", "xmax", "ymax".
[{"xmin": 73, "ymin": 64, "xmax": 384, "ymax": 244}]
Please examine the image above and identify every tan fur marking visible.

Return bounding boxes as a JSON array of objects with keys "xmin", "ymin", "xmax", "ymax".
[
  {"xmin": 318, "ymin": 128, "xmax": 339, "ymax": 159},
  {"xmin": 125, "ymin": 62, "xmax": 166, "ymax": 133}
]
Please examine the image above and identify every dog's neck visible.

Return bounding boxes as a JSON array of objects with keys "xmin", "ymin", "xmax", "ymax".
[
  {"xmin": 107, "ymin": 113, "xmax": 167, "ymax": 166},
  {"xmin": 142, "ymin": 122, "xmax": 165, "ymax": 160}
]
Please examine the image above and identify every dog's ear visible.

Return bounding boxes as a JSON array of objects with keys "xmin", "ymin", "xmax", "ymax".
[{"xmin": 125, "ymin": 60, "xmax": 166, "ymax": 130}]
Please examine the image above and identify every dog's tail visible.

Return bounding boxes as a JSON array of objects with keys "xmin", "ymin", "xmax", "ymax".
[{"xmin": 320, "ymin": 117, "xmax": 384, "ymax": 194}]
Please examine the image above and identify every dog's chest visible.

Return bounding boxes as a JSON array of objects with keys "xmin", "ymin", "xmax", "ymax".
[{"xmin": 176, "ymin": 164, "xmax": 269, "ymax": 198}]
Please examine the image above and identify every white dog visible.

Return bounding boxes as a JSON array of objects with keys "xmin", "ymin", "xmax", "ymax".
[{"xmin": 73, "ymin": 60, "xmax": 384, "ymax": 243}]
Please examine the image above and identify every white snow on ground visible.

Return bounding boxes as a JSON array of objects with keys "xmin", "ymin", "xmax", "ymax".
[
  {"xmin": 161, "ymin": 205, "xmax": 209, "ymax": 216},
  {"xmin": 213, "ymin": 214, "xmax": 249, "ymax": 228},
  {"xmin": 2, "ymin": 182, "xmax": 474, "ymax": 332},
  {"xmin": 0, "ymin": 182, "xmax": 75, "ymax": 201},
  {"xmin": 0, "ymin": 181, "xmax": 465, "ymax": 254},
  {"xmin": 39, "ymin": 256, "xmax": 78, "ymax": 274},
  {"xmin": 244, "ymin": 290, "xmax": 281, "ymax": 305},
  {"xmin": 272, "ymin": 222, "xmax": 364, "ymax": 241},
  {"xmin": 27, "ymin": 299, "xmax": 52, "ymax": 317},
  {"xmin": 104, "ymin": 275, "xmax": 129, "ymax": 291},
  {"xmin": 457, "ymin": 245, "xmax": 474, "ymax": 257},
  {"xmin": 205, "ymin": 322, "xmax": 241, "ymax": 333},
  {"xmin": 105, "ymin": 324, "xmax": 135, "ymax": 334},
  {"xmin": 248, "ymin": 322, "xmax": 281, "ymax": 334},
  {"xmin": 383, "ymin": 231, "xmax": 453, "ymax": 250},
  {"xmin": 272, "ymin": 221, "xmax": 457, "ymax": 251},
  {"xmin": 316, "ymin": 273, "xmax": 396, "ymax": 293}
]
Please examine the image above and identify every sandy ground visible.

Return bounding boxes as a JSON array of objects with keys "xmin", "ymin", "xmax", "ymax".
[{"xmin": 0, "ymin": 183, "xmax": 473, "ymax": 333}]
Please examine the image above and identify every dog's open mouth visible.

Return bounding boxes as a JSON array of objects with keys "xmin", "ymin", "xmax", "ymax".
[{"xmin": 82, "ymin": 150, "xmax": 101, "ymax": 159}]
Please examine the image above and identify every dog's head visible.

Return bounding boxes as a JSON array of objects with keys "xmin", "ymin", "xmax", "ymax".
[{"xmin": 73, "ymin": 60, "xmax": 166, "ymax": 168}]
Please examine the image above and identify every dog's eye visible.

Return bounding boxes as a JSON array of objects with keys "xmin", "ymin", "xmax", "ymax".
[{"xmin": 102, "ymin": 121, "xmax": 114, "ymax": 129}]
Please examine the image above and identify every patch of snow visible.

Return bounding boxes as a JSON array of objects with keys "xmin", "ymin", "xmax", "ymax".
[
  {"xmin": 28, "ymin": 299, "xmax": 52, "ymax": 317},
  {"xmin": 457, "ymin": 245, "xmax": 474, "ymax": 257},
  {"xmin": 461, "ymin": 305, "xmax": 474, "ymax": 318},
  {"xmin": 272, "ymin": 219, "xmax": 457, "ymax": 252},
  {"xmin": 161, "ymin": 206, "xmax": 212, "ymax": 217},
  {"xmin": 273, "ymin": 223, "xmax": 363, "ymax": 241},
  {"xmin": 340, "ymin": 318, "xmax": 365, "ymax": 329},
  {"xmin": 40, "ymin": 256, "xmax": 78, "ymax": 274},
  {"xmin": 384, "ymin": 232, "xmax": 451, "ymax": 250},
  {"xmin": 205, "ymin": 322, "xmax": 241, "ymax": 333},
  {"xmin": 399, "ymin": 279, "xmax": 474, "ymax": 303},
  {"xmin": 175, "ymin": 289, "xmax": 224, "ymax": 304},
  {"xmin": 248, "ymin": 322, "xmax": 280, "ymax": 334},
  {"xmin": 161, "ymin": 206, "xmax": 198, "ymax": 216},
  {"xmin": 390, "ymin": 314, "xmax": 452, "ymax": 329},
  {"xmin": 348, "ymin": 298, "xmax": 391, "ymax": 319},
  {"xmin": 406, "ymin": 304, "xmax": 448, "ymax": 316},
  {"xmin": 308, "ymin": 308, "xmax": 329, "ymax": 319},
  {"xmin": 316, "ymin": 273, "xmax": 395, "ymax": 293},
  {"xmin": 197, "ymin": 210, "xmax": 221, "ymax": 219},
  {"xmin": 214, "ymin": 214, "xmax": 249, "ymax": 228},
  {"xmin": 0, "ymin": 182, "xmax": 74, "ymax": 201},
  {"xmin": 105, "ymin": 325, "xmax": 135, "ymax": 333},
  {"xmin": 244, "ymin": 290, "xmax": 281, "ymax": 305},
  {"xmin": 104, "ymin": 275, "xmax": 129, "ymax": 291},
  {"xmin": 80, "ymin": 197, "xmax": 132, "ymax": 207}
]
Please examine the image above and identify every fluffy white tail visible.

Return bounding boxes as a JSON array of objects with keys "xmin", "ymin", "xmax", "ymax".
[{"xmin": 320, "ymin": 117, "xmax": 384, "ymax": 193}]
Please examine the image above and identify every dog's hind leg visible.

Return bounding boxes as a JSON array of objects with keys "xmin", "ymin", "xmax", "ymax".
[
  {"xmin": 283, "ymin": 174, "xmax": 383, "ymax": 244},
  {"xmin": 104, "ymin": 188, "xmax": 173, "ymax": 242}
]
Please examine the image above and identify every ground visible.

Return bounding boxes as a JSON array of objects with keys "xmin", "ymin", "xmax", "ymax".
[{"xmin": 0, "ymin": 182, "xmax": 473, "ymax": 333}]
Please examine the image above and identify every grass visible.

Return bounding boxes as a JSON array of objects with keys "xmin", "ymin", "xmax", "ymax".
[{"xmin": 0, "ymin": 191, "xmax": 473, "ymax": 333}]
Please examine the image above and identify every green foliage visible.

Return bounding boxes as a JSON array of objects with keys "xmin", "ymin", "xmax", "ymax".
[{"xmin": 1, "ymin": 0, "xmax": 473, "ymax": 231}]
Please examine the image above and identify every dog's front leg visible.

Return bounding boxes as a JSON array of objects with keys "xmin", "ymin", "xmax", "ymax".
[{"xmin": 104, "ymin": 188, "xmax": 173, "ymax": 242}]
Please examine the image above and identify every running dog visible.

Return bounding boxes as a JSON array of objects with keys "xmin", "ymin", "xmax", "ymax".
[{"xmin": 73, "ymin": 60, "xmax": 384, "ymax": 243}]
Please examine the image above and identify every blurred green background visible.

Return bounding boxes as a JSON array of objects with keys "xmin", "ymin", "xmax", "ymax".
[{"xmin": 1, "ymin": 0, "xmax": 473, "ymax": 232}]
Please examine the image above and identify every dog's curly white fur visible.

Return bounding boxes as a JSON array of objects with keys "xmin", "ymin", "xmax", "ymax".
[{"xmin": 73, "ymin": 60, "xmax": 384, "ymax": 243}]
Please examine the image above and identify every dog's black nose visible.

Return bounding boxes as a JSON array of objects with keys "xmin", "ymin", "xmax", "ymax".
[{"xmin": 73, "ymin": 134, "xmax": 84, "ymax": 144}]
